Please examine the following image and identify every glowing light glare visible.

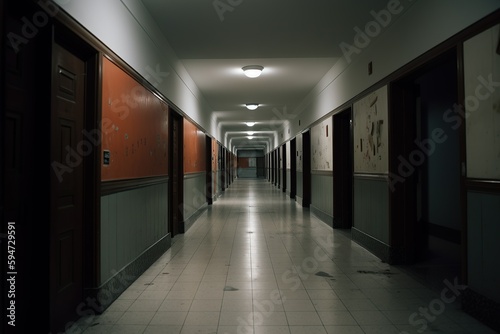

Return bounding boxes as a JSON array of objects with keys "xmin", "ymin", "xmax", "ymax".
[
  {"xmin": 245, "ymin": 122, "xmax": 256, "ymax": 127},
  {"xmin": 242, "ymin": 65, "xmax": 264, "ymax": 78},
  {"xmin": 247, "ymin": 136, "xmax": 254, "ymax": 140},
  {"xmin": 246, "ymin": 103, "xmax": 259, "ymax": 110},
  {"xmin": 247, "ymin": 131, "xmax": 255, "ymax": 135}
]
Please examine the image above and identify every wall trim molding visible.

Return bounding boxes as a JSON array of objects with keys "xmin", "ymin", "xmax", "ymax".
[
  {"xmin": 353, "ymin": 173, "xmax": 389, "ymax": 181},
  {"xmin": 184, "ymin": 171, "xmax": 206, "ymax": 179},
  {"xmin": 466, "ymin": 179, "xmax": 500, "ymax": 194},
  {"xmin": 311, "ymin": 170, "xmax": 333, "ymax": 176},
  {"xmin": 101, "ymin": 176, "xmax": 168, "ymax": 196}
]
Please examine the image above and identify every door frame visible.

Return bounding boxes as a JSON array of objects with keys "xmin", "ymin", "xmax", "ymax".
[
  {"xmin": 51, "ymin": 20, "xmax": 101, "ymax": 332},
  {"xmin": 168, "ymin": 110, "xmax": 184, "ymax": 236},
  {"xmin": 389, "ymin": 48, "xmax": 464, "ymax": 268}
]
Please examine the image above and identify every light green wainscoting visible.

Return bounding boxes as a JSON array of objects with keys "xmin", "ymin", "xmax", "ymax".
[
  {"xmin": 311, "ymin": 171, "xmax": 334, "ymax": 227},
  {"xmin": 184, "ymin": 172, "xmax": 209, "ymax": 232},
  {"xmin": 352, "ymin": 175, "xmax": 390, "ymax": 262},
  {"xmin": 99, "ymin": 180, "xmax": 170, "ymax": 308},
  {"xmin": 296, "ymin": 171, "xmax": 304, "ymax": 205},
  {"xmin": 467, "ymin": 191, "xmax": 500, "ymax": 303}
]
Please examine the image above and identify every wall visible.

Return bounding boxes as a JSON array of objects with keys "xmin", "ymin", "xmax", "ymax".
[
  {"xmin": 464, "ymin": 24, "xmax": 500, "ymax": 304},
  {"xmin": 183, "ymin": 118, "xmax": 207, "ymax": 229},
  {"xmin": 352, "ymin": 86, "xmax": 390, "ymax": 256},
  {"xmin": 100, "ymin": 183, "xmax": 168, "ymax": 284},
  {"xmin": 99, "ymin": 56, "xmax": 170, "ymax": 304},
  {"xmin": 237, "ymin": 150, "xmax": 263, "ymax": 178},
  {"xmin": 212, "ymin": 139, "xmax": 219, "ymax": 200},
  {"xmin": 101, "ymin": 57, "xmax": 168, "ymax": 180},
  {"xmin": 310, "ymin": 117, "xmax": 334, "ymax": 223},
  {"xmin": 465, "ymin": 24, "xmax": 500, "ymax": 179}
]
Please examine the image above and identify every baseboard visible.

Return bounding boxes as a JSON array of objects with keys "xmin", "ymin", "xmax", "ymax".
[
  {"xmin": 462, "ymin": 288, "xmax": 500, "ymax": 333},
  {"xmin": 183, "ymin": 202, "xmax": 209, "ymax": 232},
  {"xmin": 310, "ymin": 205, "xmax": 334, "ymax": 228},
  {"xmin": 351, "ymin": 227, "xmax": 391, "ymax": 263},
  {"xmin": 87, "ymin": 233, "xmax": 171, "ymax": 312},
  {"xmin": 427, "ymin": 222, "xmax": 461, "ymax": 244}
]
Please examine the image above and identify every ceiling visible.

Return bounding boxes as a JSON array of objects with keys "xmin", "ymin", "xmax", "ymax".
[{"xmin": 141, "ymin": 0, "xmax": 395, "ymax": 152}]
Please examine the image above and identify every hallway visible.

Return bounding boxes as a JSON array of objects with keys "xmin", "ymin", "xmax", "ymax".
[{"xmin": 80, "ymin": 179, "xmax": 493, "ymax": 334}]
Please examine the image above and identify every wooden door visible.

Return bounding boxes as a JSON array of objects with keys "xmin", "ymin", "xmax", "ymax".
[{"xmin": 50, "ymin": 42, "xmax": 85, "ymax": 330}]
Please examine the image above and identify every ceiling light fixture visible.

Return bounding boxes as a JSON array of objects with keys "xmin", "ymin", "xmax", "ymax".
[
  {"xmin": 246, "ymin": 103, "xmax": 259, "ymax": 110},
  {"xmin": 247, "ymin": 131, "xmax": 255, "ymax": 136},
  {"xmin": 242, "ymin": 65, "xmax": 264, "ymax": 78},
  {"xmin": 245, "ymin": 122, "xmax": 256, "ymax": 127},
  {"xmin": 247, "ymin": 136, "xmax": 254, "ymax": 140}
]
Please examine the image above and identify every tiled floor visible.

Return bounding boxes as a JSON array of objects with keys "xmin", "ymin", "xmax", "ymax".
[{"xmin": 81, "ymin": 179, "xmax": 496, "ymax": 334}]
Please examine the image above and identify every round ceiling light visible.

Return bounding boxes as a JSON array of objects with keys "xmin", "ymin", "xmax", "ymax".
[
  {"xmin": 246, "ymin": 103, "xmax": 259, "ymax": 110},
  {"xmin": 242, "ymin": 65, "xmax": 264, "ymax": 78},
  {"xmin": 245, "ymin": 122, "xmax": 256, "ymax": 127}
]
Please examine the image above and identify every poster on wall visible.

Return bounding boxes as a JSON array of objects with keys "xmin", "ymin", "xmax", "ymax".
[
  {"xmin": 464, "ymin": 24, "xmax": 500, "ymax": 180},
  {"xmin": 311, "ymin": 117, "xmax": 333, "ymax": 171},
  {"xmin": 353, "ymin": 85, "xmax": 389, "ymax": 174}
]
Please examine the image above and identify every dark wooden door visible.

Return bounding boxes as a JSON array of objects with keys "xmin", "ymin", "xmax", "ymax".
[
  {"xmin": 206, "ymin": 136, "xmax": 213, "ymax": 205},
  {"xmin": 282, "ymin": 144, "xmax": 287, "ymax": 193},
  {"xmin": 170, "ymin": 112, "xmax": 184, "ymax": 236},
  {"xmin": 333, "ymin": 108, "xmax": 353, "ymax": 228},
  {"xmin": 290, "ymin": 138, "xmax": 297, "ymax": 199},
  {"xmin": 302, "ymin": 130, "xmax": 311, "ymax": 207},
  {"xmin": 50, "ymin": 42, "xmax": 85, "ymax": 330}
]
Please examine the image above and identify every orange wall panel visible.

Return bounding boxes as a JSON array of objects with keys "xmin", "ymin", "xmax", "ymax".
[
  {"xmin": 101, "ymin": 57, "xmax": 168, "ymax": 181},
  {"xmin": 212, "ymin": 139, "xmax": 218, "ymax": 172},
  {"xmin": 183, "ymin": 118, "xmax": 206, "ymax": 174}
]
